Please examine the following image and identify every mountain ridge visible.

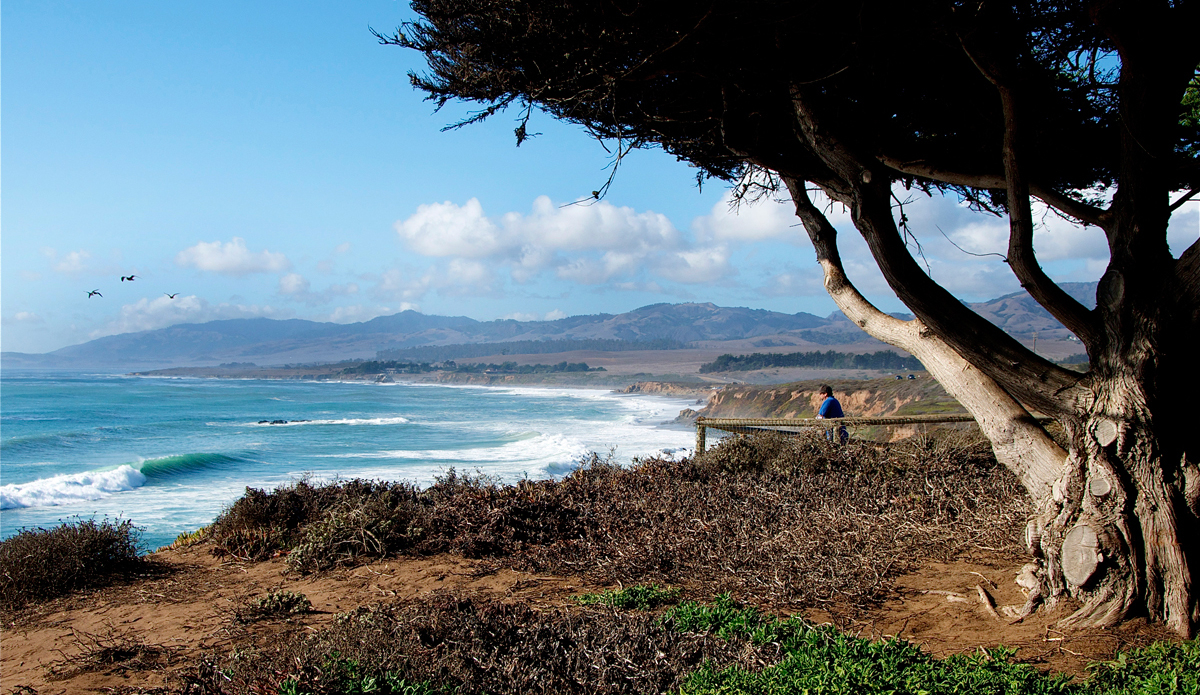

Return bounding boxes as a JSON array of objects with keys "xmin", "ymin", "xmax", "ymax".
[{"xmin": 2, "ymin": 283, "xmax": 1097, "ymax": 370}]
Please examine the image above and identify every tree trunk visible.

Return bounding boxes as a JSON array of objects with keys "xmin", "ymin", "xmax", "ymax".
[
  {"xmin": 785, "ymin": 177, "xmax": 1200, "ymax": 636},
  {"xmin": 1033, "ymin": 346, "xmax": 1200, "ymax": 635}
]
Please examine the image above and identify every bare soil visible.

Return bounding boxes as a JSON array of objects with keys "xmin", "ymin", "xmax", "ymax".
[{"xmin": 1, "ymin": 545, "xmax": 1175, "ymax": 694}]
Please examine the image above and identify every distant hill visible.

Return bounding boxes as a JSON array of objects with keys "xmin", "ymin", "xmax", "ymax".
[
  {"xmin": 1, "ymin": 303, "xmax": 830, "ymax": 370},
  {"xmin": 968, "ymin": 282, "xmax": 1096, "ymax": 339},
  {"xmin": 1, "ymin": 284, "xmax": 1097, "ymax": 370}
]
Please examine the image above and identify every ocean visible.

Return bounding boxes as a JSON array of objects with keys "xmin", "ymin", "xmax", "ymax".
[{"xmin": 0, "ymin": 372, "xmax": 698, "ymax": 551}]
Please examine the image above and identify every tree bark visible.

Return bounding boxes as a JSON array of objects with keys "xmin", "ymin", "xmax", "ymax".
[{"xmin": 783, "ymin": 174, "xmax": 1199, "ymax": 636}]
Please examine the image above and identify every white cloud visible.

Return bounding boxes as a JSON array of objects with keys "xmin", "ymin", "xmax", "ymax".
[
  {"xmin": 335, "ymin": 242, "xmax": 352, "ymax": 254},
  {"xmin": 506, "ymin": 196, "xmax": 681, "ymax": 253},
  {"xmin": 657, "ymin": 246, "xmax": 734, "ymax": 284},
  {"xmin": 372, "ymin": 261, "xmax": 498, "ymax": 302},
  {"xmin": 91, "ymin": 295, "xmax": 288, "ymax": 338},
  {"xmin": 175, "ymin": 237, "xmax": 291, "ymax": 276},
  {"xmin": 501, "ymin": 309, "xmax": 568, "ymax": 322},
  {"xmin": 3, "ymin": 311, "xmax": 45, "ymax": 325},
  {"xmin": 440, "ymin": 259, "xmax": 496, "ymax": 295},
  {"xmin": 326, "ymin": 304, "xmax": 411, "ymax": 323},
  {"xmin": 278, "ymin": 273, "xmax": 359, "ymax": 306},
  {"xmin": 692, "ymin": 191, "xmax": 800, "ymax": 243},
  {"xmin": 52, "ymin": 250, "xmax": 93, "ymax": 275},
  {"xmin": 758, "ymin": 269, "xmax": 824, "ymax": 297},
  {"xmin": 394, "ymin": 196, "xmax": 694, "ymax": 288},
  {"xmin": 397, "ymin": 198, "xmax": 503, "ymax": 257},
  {"xmin": 278, "ymin": 273, "xmax": 311, "ymax": 296}
]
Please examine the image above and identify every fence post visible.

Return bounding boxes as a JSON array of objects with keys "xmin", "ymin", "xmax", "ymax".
[{"xmin": 695, "ymin": 423, "xmax": 706, "ymax": 455}]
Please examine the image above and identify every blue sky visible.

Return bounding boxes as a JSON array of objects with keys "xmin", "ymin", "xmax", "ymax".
[{"xmin": 3, "ymin": 2, "xmax": 1197, "ymax": 354}]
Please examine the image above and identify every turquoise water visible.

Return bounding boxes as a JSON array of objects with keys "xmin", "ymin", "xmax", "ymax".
[{"xmin": 0, "ymin": 372, "xmax": 696, "ymax": 550}]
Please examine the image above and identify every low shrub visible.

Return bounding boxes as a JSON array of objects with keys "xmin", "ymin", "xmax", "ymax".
[
  {"xmin": 207, "ymin": 478, "xmax": 404, "ymax": 560},
  {"xmin": 204, "ymin": 432, "xmax": 1027, "ymax": 611},
  {"xmin": 186, "ymin": 591, "xmax": 1196, "ymax": 695},
  {"xmin": 235, "ymin": 589, "xmax": 313, "ymax": 623},
  {"xmin": 285, "ymin": 484, "xmax": 430, "ymax": 574},
  {"xmin": 573, "ymin": 584, "xmax": 682, "ymax": 610},
  {"xmin": 0, "ymin": 518, "xmax": 144, "ymax": 608},
  {"xmin": 185, "ymin": 594, "xmax": 768, "ymax": 695}
]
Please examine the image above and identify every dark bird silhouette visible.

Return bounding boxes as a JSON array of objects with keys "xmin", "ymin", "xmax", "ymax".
[
  {"xmin": 165, "ymin": 293, "xmax": 179, "ymax": 299},
  {"xmin": 121, "ymin": 275, "xmax": 137, "ymax": 282},
  {"xmin": 87, "ymin": 290, "xmax": 102, "ymax": 298}
]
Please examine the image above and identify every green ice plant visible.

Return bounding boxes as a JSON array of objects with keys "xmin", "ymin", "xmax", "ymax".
[
  {"xmin": 572, "ymin": 584, "xmax": 682, "ymax": 610},
  {"xmin": 664, "ymin": 595, "xmax": 1200, "ymax": 695}
]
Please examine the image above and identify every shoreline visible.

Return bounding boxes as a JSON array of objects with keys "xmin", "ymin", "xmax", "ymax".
[{"xmin": 0, "ymin": 375, "xmax": 704, "ymax": 551}]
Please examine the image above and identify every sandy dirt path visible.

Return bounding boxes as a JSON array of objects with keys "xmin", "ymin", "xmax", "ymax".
[{"xmin": 2, "ymin": 548, "xmax": 1175, "ymax": 694}]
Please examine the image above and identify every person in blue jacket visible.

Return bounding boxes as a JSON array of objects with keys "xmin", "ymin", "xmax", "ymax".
[{"xmin": 815, "ymin": 384, "xmax": 849, "ymax": 444}]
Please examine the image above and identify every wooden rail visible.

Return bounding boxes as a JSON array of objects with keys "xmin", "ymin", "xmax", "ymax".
[{"xmin": 694, "ymin": 414, "xmax": 991, "ymax": 453}]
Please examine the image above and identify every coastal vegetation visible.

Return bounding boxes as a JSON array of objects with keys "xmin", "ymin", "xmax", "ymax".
[
  {"xmin": 699, "ymin": 349, "xmax": 923, "ymax": 373},
  {"xmin": 0, "ymin": 518, "xmax": 145, "ymax": 608},
  {"xmin": 177, "ymin": 590, "xmax": 1200, "ymax": 694},
  {"xmin": 204, "ymin": 432, "xmax": 1024, "ymax": 605},
  {"xmin": 5, "ymin": 434, "xmax": 1196, "ymax": 692}
]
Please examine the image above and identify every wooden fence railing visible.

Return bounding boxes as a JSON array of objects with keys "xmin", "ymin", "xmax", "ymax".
[{"xmin": 694, "ymin": 414, "xmax": 988, "ymax": 453}]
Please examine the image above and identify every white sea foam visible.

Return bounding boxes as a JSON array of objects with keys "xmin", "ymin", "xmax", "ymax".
[
  {"xmin": 245, "ymin": 416, "xmax": 410, "ymax": 427},
  {"xmin": 319, "ymin": 432, "xmax": 591, "ymax": 464},
  {"xmin": 0, "ymin": 465, "xmax": 148, "ymax": 510}
]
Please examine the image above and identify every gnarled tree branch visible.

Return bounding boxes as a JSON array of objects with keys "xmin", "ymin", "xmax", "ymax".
[
  {"xmin": 791, "ymin": 87, "xmax": 1087, "ymax": 415},
  {"xmin": 785, "ymin": 177, "xmax": 1066, "ymax": 500},
  {"xmin": 959, "ymin": 34, "xmax": 1102, "ymax": 349},
  {"xmin": 876, "ymin": 154, "xmax": 1111, "ymax": 230}
]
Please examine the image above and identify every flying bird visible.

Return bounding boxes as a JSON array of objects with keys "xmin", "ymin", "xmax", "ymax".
[
  {"xmin": 165, "ymin": 293, "xmax": 179, "ymax": 299},
  {"xmin": 121, "ymin": 274, "xmax": 137, "ymax": 282},
  {"xmin": 87, "ymin": 290, "xmax": 102, "ymax": 298}
]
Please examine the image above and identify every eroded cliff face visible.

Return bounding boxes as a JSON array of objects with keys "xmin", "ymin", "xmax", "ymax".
[
  {"xmin": 691, "ymin": 377, "xmax": 966, "ymax": 440},
  {"xmin": 618, "ymin": 381, "xmax": 715, "ymax": 398}
]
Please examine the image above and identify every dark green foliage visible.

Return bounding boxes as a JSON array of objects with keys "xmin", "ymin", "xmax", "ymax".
[
  {"xmin": 666, "ymin": 595, "xmax": 1200, "ymax": 694},
  {"xmin": 376, "ymin": 338, "xmax": 684, "ymax": 362},
  {"xmin": 0, "ymin": 518, "xmax": 144, "ymax": 608},
  {"xmin": 700, "ymin": 350, "xmax": 924, "ymax": 373},
  {"xmin": 1083, "ymin": 640, "xmax": 1200, "ymax": 695},
  {"xmin": 668, "ymin": 595, "xmax": 1078, "ymax": 694},
  {"xmin": 573, "ymin": 584, "xmax": 682, "ymax": 610}
]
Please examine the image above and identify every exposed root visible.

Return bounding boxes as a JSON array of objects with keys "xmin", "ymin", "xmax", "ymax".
[
  {"xmin": 976, "ymin": 584, "xmax": 1001, "ymax": 620},
  {"xmin": 1058, "ymin": 582, "xmax": 1132, "ymax": 630}
]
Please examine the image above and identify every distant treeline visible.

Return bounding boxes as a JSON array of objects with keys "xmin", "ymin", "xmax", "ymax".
[
  {"xmin": 376, "ymin": 338, "xmax": 684, "ymax": 363},
  {"xmin": 699, "ymin": 350, "xmax": 924, "ymax": 373},
  {"xmin": 343, "ymin": 360, "xmax": 605, "ymax": 375}
]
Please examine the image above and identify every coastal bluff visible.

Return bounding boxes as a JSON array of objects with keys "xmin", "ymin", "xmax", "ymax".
[{"xmin": 645, "ymin": 376, "xmax": 967, "ymax": 436}]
